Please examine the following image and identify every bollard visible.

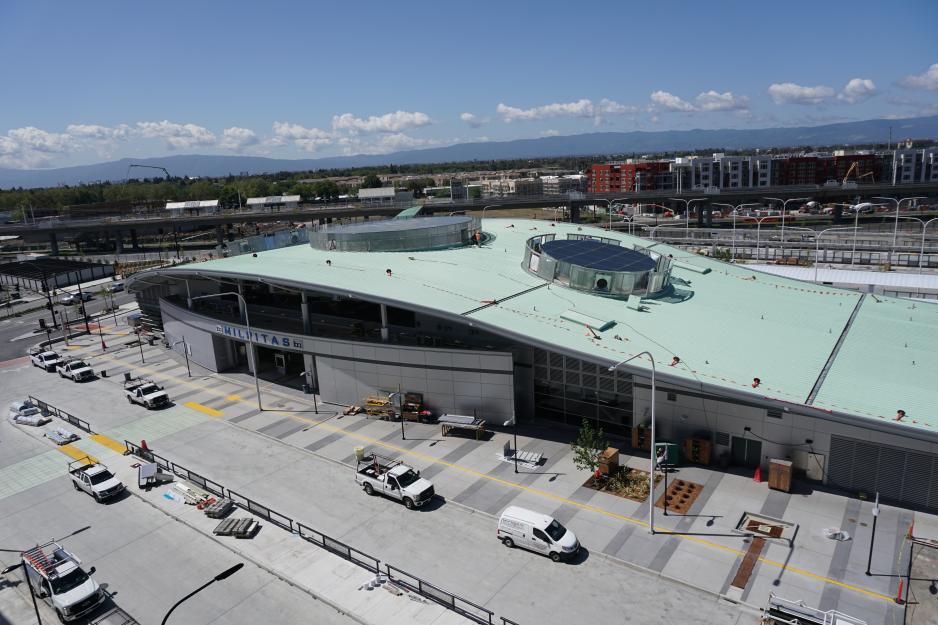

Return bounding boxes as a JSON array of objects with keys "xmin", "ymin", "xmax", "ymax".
[{"xmin": 101, "ymin": 370, "xmax": 107, "ymax": 378}]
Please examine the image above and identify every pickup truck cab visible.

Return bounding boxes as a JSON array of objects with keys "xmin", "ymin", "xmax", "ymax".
[
  {"xmin": 124, "ymin": 379, "xmax": 169, "ymax": 409},
  {"xmin": 29, "ymin": 348, "xmax": 61, "ymax": 371},
  {"xmin": 356, "ymin": 454, "xmax": 434, "ymax": 509},
  {"xmin": 19, "ymin": 541, "xmax": 105, "ymax": 622},
  {"xmin": 57, "ymin": 359, "xmax": 94, "ymax": 382},
  {"xmin": 69, "ymin": 458, "xmax": 124, "ymax": 502}
]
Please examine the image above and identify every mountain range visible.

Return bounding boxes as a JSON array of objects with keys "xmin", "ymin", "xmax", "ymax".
[{"xmin": 2, "ymin": 115, "xmax": 937, "ymax": 189}]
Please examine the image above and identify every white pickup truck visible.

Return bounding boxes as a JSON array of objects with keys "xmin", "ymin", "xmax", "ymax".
[
  {"xmin": 17, "ymin": 541, "xmax": 106, "ymax": 622},
  {"xmin": 29, "ymin": 348, "xmax": 62, "ymax": 372},
  {"xmin": 356, "ymin": 453, "xmax": 435, "ymax": 509},
  {"xmin": 57, "ymin": 359, "xmax": 94, "ymax": 382},
  {"xmin": 68, "ymin": 458, "xmax": 125, "ymax": 502},
  {"xmin": 124, "ymin": 379, "xmax": 169, "ymax": 409}
]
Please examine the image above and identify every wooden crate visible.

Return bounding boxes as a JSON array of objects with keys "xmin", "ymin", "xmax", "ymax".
[
  {"xmin": 598, "ymin": 447, "xmax": 620, "ymax": 475},
  {"xmin": 631, "ymin": 426, "xmax": 651, "ymax": 451},
  {"xmin": 768, "ymin": 459, "xmax": 792, "ymax": 493},
  {"xmin": 682, "ymin": 438, "xmax": 712, "ymax": 465}
]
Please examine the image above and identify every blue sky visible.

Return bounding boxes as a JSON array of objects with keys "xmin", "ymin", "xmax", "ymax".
[{"xmin": 1, "ymin": 0, "xmax": 936, "ymax": 169}]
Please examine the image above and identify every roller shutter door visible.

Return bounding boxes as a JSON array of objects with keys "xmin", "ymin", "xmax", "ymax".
[{"xmin": 828, "ymin": 434, "xmax": 938, "ymax": 510}]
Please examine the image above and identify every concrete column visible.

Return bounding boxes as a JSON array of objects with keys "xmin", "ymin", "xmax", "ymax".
[
  {"xmin": 216, "ymin": 225, "xmax": 225, "ymax": 246},
  {"xmin": 130, "ymin": 229, "xmax": 139, "ymax": 249},
  {"xmin": 380, "ymin": 303, "xmax": 389, "ymax": 342},
  {"xmin": 300, "ymin": 293, "xmax": 311, "ymax": 335},
  {"xmin": 115, "ymin": 230, "xmax": 124, "ymax": 254},
  {"xmin": 48, "ymin": 232, "xmax": 59, "ymax": 256},
  {"xmin": 569, "ymin": 204, "xmax": 581, "ymax": 223},
  {"xmin": 75, "ymin": 240, "xmax": 82, "ymax": 254},
  {"xmin": 247, "ymin": 343, "xmax": 258, "ymax": 375},
  {"xmin": 303, "ymin": 353, "xmax": 317, "ymax": 391}
]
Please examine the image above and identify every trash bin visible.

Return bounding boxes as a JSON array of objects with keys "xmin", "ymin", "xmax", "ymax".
[
  {"xmin": 301, "ymin": 383, "xmax": 312, "ymax": 395},
  {"xmin": 354, "ymin": 446, "xmax": 365, "ymax": 462},
  {"xmin": 124, "ymin": 372, "xmax": 132, "ymax": 382},
  {"xmin": 147, "ymin": 337, "xmax": 156, "ymax": 346},
  {"xmin": 101, "ymin": 370, "xmax": 107, "ymax": 378}
]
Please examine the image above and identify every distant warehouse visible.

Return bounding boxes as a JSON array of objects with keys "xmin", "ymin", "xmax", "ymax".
[
  {"xmin": 358, "ymin": 187, "xmax": 414, "ymax": 205},
  {"xmin": 245, "ymin": 195, "xmax": 301, "ymax": 211}
]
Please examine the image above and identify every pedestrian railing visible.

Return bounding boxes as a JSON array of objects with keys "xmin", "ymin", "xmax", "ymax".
[
  {"xmin": 29, "ymin": 396, "xmax": 94, "ymax": 433},
  {"xmin": 121, "ymin": 440, "xmax": 519, "ymax": 623},
  {"xmin": 384, "ymin": 564, "xmax": 495, "ymax": 625}
]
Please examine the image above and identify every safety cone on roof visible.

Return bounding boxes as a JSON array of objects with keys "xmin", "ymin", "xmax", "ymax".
[{"xmin": 753, "ymin": 466, "xmax": 762, "ymax": 483}]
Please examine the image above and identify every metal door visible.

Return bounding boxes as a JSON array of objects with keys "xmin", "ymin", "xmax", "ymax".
[{"xmin": 730, "ymin": 436, "xmax": 762, "ymax": 469}]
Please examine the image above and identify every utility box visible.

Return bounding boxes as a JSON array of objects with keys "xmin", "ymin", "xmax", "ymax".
[{"xmin": 768, "ymin": 459, "xmax": 793, "ymax": 492}]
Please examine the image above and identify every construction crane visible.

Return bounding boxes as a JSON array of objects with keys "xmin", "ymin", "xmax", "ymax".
[{"xmin": 125, "ymin": 164, "xmax": 171, "ymax": 181}]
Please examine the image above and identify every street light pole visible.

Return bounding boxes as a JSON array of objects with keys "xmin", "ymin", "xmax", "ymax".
[
  {"xmin": 814, "ymin": 226, "xmax": 858, "ymax": 282},
  {"xmin": 668, "ymin": 197, "xmax": 705, "ymax": 239},
  {"xmin": 764, "ymin": 197, "xmax": 809, "ymax": 256},
  {"xmin": 865, "ymin": 492, "xmax": 880, "ymax": 576},
  {"xmin": 160, "ymin": 563, "xmax": 243, "ymax": 625},
  {"xmin": 714, "ymin": 203, "xmax": 759, "ymax": 262},
  {"xmin": 608, "ymin": 351, "xmax": 657, "ymax": 534},
  {"xmin": 170, "ymin": 339, "xmax": 191, "ymax": 377},
  {"xmin": 920, "ymin": 218, "xmax": 938, "ymax": 273},
  {"xmin": 189, "ymin": 292, "xmax": 262, "ymax": 411},
  {"xmin": 873, "ymin": 196, "xmax": 926, "ymax": 266}
]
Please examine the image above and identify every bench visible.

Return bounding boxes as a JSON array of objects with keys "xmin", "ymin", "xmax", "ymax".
[
  {"xmin": 438, "ymin": 414, "xmax": 486, "ymax": 440},
  {"xmin": 502, "ymin": 440, "xmax": 543, "ymax": 467}
]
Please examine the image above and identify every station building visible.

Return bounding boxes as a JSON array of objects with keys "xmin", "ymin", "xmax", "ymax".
[{"xmin": 128, "ymin": 216, "xmax": 938, "ymax": 511}]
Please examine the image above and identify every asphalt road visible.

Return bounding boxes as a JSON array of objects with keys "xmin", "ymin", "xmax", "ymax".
[{"xmin": 0, "ymin": 290, "xmax": 135, "ymax": 362}]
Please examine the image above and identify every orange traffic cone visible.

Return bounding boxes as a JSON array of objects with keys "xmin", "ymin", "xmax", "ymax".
[
  {"xmin": 896, "ymin": 579, "xmax": 904, "ymax": 604},
  {"xmin": 753, "ymin": 466, "xmax": 762, "ymax": 483}
]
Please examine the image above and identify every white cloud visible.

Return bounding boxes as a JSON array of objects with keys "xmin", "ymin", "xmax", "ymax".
[
  {"xmin": 898, "ymin": 63, "xmax": 938, "ymax": 91},
  {"xmin": 767, "ymin": 82, "xmax": 835, "ymax": 105},
  {"xmin": 8, "ymin": 126, "xmax": 74, "ymax": 153},
  {"xmin": 650, "ymin": 91, "xmax": 695, "ymax": 112},
  {"xmin": 271, "ymin": 121, "xmax": 334, "ymax": 152},
  {"xmin": 838, "ymin": 78, "xmax": 878, "ymax": 103},
  {"xmin": 597, "ymin": 98, "xmax": 640, "ymax": 115},
  {"xmin": 695, "ymin": 90, "xmax": 749, "ymax": 111},
  {"xmin": 460, "ymin": 112, "xmax": 485, "ymax": 128},
  {"xmin": 66, "ymin": 123, "xmax": 131, "ymax": 140},
  {"xmin": 136, "ymin": 120, "xmax": 216, "ymax": 149},
  {"xmin": 497, "ymin": 99, "xmax": 595, "ymax": 122},
  {"xmin": 331, "ymin": 110, "xmax": 431, "ymax": 134},
  {"xmin": 539, "ymin": 129, "xmax": 561, "ymax": 137},
  {"xmin": 219, "ymin": 127, "xmax": 259, "ymax": 151}
]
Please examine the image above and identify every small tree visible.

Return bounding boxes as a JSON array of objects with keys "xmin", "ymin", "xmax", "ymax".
[{"xmin": 571, "ymin": 418, "xmax": 608, "ymax": 474}]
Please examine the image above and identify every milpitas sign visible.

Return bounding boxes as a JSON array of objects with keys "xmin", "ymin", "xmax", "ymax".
[{"xmin": 217, "ymin": 324, "xmax": 304, "ymax": 349}]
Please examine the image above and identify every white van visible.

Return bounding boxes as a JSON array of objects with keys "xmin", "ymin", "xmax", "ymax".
[{"xmin": 497, "ymin": 506, "xmax": 579, "ymax": 562}]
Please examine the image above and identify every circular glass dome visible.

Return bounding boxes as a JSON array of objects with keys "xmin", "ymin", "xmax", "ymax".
[
  {"xmin": 309, "ymin": 215, "xmax": 481, "ymax": 252},
  {"xmin": 523, "ymin": 234, "xmax": 672, "ymax": 298}
]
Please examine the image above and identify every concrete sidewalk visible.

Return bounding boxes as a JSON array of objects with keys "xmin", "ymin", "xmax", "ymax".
[{"xmin": 13, "ymin": 335, "xmax": 934, "ymax": 624}]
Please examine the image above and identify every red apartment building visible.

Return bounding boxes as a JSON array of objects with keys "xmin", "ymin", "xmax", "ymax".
[{"xmin": 588, "ymin": 162, "xmax": 671, "ymax": 193}]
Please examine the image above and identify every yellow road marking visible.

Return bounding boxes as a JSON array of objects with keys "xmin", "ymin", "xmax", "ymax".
[
  {"xmin": 90, "ymin": 349, "xmax": 894, "ymax": 603},
  {"xmin": 225, "ymin": 394, "xmax": 242, "ymax": 401},
  {"xmin": 90, "ymin": 433, "xmax": 127, "ymax": 454},
  {"xmin": 184, "ymin": 401, "xmax": 223, "ymax": 417},
  {"xmin": 66, "ymin": 345, "xmax": 81, "ymax": 350},
  {"xmin": 58, "ymin": 444, "xmax": 98, "ymax": 464}
]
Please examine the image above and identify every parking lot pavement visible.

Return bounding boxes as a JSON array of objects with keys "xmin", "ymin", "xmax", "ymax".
[{"xmin": 10, "ymin": 336, "xmax": 932, "ymax": 624}]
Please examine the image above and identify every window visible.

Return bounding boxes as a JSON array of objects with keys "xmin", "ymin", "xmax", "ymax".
[
  {"xmin": 667, "ymin": 392, "xmax": 677, "ymax": 402},
  {"xmin": 767, "ymin": 408, "xmax": 783, "ymax": 419},
  {"xmin": 533, "ymin": 528, "xmax": 550, "ymax": 543}
]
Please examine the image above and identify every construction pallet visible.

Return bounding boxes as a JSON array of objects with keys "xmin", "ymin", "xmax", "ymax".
[
  {"xmin": 203, "ymin": 498, "xmax": 235, "ymax": 519},
  {"xmin": 213, "ymin": 517, "xmax": 259, "ymax": 538}
]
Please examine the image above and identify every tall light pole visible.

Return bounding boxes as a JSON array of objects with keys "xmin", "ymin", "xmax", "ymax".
[
  {"xmin": 747, "ymin": 215, "xmax": 776, "ymax": 263},
  {"xmin": 865, "ymin": 492, "xmax": 880, "ymax": 576},
  {"xmin": 713, "ymin": 202, "xmax": 759, "ymax": 262},
  {"xmin": 189, "ymin": 292, "xmax": 262, "ymax": 411},
  {"xmin": 160, "ymin": 563, "xmax": 243, "ymax": 625},
  {"xmin": 873, "ymin": 196, "xmax": 925, "ymax": 266},
  {"xmin": 814, "ymin": 226, "xmax": 858, "ymax": 282},
  {"xmin": 764, "ymin": 197, "xmax": 809, "ymax": 256},
  {"xmin": 668, "ymin": 197, "xmax": 705, "ymax": 239},
  {"xmin": 170, "ymin": 339, "xmax": 191, "ymax": 377},
  {"xmin": 608, "ymin": 352, "xmax": 657, "ymax": 534},
  {"xmin": 920, "ymin": 217, "xmax": 938, "ymax": 273}
]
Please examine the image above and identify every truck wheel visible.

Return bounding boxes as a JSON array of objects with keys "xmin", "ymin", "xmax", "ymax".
[
  {"xmin": 363, "ymin": 483, "xmax": 374, "ymax": 496},
  {"xmin": 145, "ymin": 402, "xmax": 151, "ymax": 409},
  {"xmin": 549, "ymin": 551, "xmax": 561, "ymax": 563},
  {"xmin": 56, "ymin": 609, "xmax": 67, "ymax": 623},
  {"xmin": 127, "ymin": 396, "xmax": 133, "ymax": 403},
  {"xmin": 403, "ymin": 497, "xmax": 415, "ymax": 510},
  {"xmin": 73, "ymin": 481, "xmax": 81, "ymax": 491},
  {"xmin": 502, "ymin": 537, "xmax": 514, "ymax": 549}
]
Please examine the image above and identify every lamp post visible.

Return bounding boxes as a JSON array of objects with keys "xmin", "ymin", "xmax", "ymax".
[
  {"xmin": 748, "ymin": 215, "xmax": 776, "ymax": 263},
  {"xmin": 170, "ymin": 339, "xmax": 191, "ymax": 377},
  {"xmin": 764, "ymin": 197, "xmax": 809, "ymax": 255},
  {"xmin": 608, "ymin": 351, "xmax": 657, "ymax": 534},
  {"xmin": 160, "ymin": 563, "xmax": 243, "ymax": 625},
  {"xmin": 814, "ymin": 226, "xmax": 858, "ymax": 282},
  {"xmin": 865, "ymin": 492, "xmax": 880, "ymax": 576},
  {"xmin": 2, "ymin": 560, "xmax": 44, "ymax": 624},
  {"xmin": 873, "ymin": 196, "xmax": 926, "ymax": 265},
  {"xmin": 188, "ymin": 292, "xmax": 262, "ymax": 411},
  {"xmin": 713, "ymin": 203, "xmax": 759, "ymax": 262},
  {"xmin": 502, "ymin": 418, "xmax": 519, "ymax": 473},
  {"xmin": 668, "ymin": 197, "xmax": 705, "ymax": 239},
  {"xmin": 920, "ymin": 217, "xmax": 938, "ymax": 273}
]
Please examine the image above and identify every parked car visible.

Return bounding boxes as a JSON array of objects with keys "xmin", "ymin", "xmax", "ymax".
[
  {"xmin": 124, "ymin": 378, "xmax": 169, "ymax": 409},
  {"xmin": 497, "ymin": 506, "xmax": 579, "ymax": 562},
  {"xmin": 60, "ymin": 293, "xmax": 77, "ymax": 305},
  {"xmin": 56, "ymin": 359, "xmax": 94, "ymax": 382},
  {"xmin": 104, "ymin": 282, "xmax": 124, "ymax": 293},
  {"xmin": 68, "ymin": 458, "xmax": 124, "ymax": 502},
  {"xmin": 356, "ymin": 453, "xmax": 435, "ymax": 509}
]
